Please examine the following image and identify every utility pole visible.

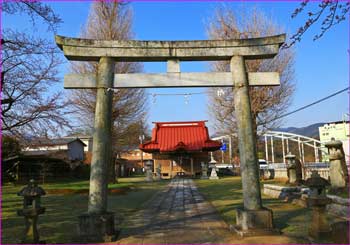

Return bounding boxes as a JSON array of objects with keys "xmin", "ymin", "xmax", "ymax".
[
  {"xmin": 221, "ymin": 138, "xmax": 225, "ymax": 163},
  {"xmin": 229, "ymin": 136, "xmax": 232, "ymax": 164}
]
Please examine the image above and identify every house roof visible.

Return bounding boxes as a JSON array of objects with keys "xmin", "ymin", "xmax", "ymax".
[
  {"xmin": 29, "ymin": 138, "xmax": 87, "ymax": 147},
  {"xmin": 64, "ymin": 133, "xmax": 92, "ymax": 140},
  {"xmin": 321, "ymin": 120, "xmax": 349, "ymax": 126},
  {"xmin": 139, "ymin": 121, "xmax": 221, "ymax": 153}
]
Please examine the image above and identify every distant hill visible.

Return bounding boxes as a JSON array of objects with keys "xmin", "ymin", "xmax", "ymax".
[
  {"xmin": 275, "ymin": 122, "xmax": 326, "ymax": 139},
  {"xmin": 211, "ymin": 122, "xmax": 327, "ymax": 139}
]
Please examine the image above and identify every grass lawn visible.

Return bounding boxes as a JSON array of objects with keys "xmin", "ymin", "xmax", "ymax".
[
  {"xmin": 194, "ymin": 176, "xmax": 339, "ymax": 244},
  {"xmin": 1, "ymin": 177, "xmax": 169, "ymax": 244}
]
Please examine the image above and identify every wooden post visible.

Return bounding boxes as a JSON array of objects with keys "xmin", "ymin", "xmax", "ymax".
[
  {"xmin": 169, "ymin": 160, "xmax": 173, "ymax": 179},
  {"xmin": 190, "ymin": 158, "xmax": 194, "ymax": 177},
  {"xmin": 265, "ymin": 136, "xmax": 269, "ymax": 162}
]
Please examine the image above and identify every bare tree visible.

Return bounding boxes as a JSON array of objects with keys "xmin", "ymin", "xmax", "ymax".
[
  {"xmin": 285, "ymin": 0, "xmax": 349, "ymax": 48},
  {"xmin": 68, "ymin": 2, "xmax": 148, "ymax": 181},
  {"xmin": 1, "ymin": 2, "xmax": 72, "ymax": 139},
  {"xmin": 206, "ymin": 7, "xmax": 296, "ymax": 137},
  {"xmin": 2, "ymin": 1, "xmax": 61, "ymax": 32}
]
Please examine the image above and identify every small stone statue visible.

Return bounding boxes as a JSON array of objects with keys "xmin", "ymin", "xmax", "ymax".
[{"xmin": 17, "ymin": 179, "xmax": 46, "ymax": 244}]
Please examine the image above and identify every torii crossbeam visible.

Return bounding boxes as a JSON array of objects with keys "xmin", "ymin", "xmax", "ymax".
[{"xmin": 56, "ymin": 34, "xmax": 285, "ymax": 240}]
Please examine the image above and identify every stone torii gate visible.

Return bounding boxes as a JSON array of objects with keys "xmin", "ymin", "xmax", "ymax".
[{"xmin": 55, "ymin": 34, "xmax": 285, "ymax": 240}]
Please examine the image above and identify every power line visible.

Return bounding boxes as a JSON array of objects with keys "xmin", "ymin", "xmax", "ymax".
[
  {"xmin": 265, "ymin": 86, "xmax": 349, "ymax": 124},
  {"xmin": 147, "ymin": 86, "xmax": 349, "ymax": 122}
]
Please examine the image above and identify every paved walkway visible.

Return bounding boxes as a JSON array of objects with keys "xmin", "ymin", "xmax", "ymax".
[{"xmin": 116, "ymin": 178, "xmax": 233, "ymax": 244}]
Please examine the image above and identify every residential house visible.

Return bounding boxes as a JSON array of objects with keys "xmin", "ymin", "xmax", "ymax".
[
  {"xmin": 64, "ymin": 134, "xmax": 93, "ymax": 152},
  {"xmin": 23, "ymin": 138, "xmax": 86, "ymax": 164}
]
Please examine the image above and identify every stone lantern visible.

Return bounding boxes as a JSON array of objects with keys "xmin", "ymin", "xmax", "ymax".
[
  {"xmin": 305, "ymin": 171, "xmax": 331, "ymax": 240},
  {"xmin": 17, "ymin": 179, "xmax": 46, "ymax": 244},
  {"xmin": 324, "ymin": 138, "xmax": 348, "ymax": 190},
  {"xmin": 209, "ymin": 152, "xmax": 219, "ymax": 180},
  {"xmin": 285, "ymin": 152, "xmax": 303, "ymax": 185},
  {"xmin": 145, "ymin": 160, "xmax": 153, "ymax": 182}
]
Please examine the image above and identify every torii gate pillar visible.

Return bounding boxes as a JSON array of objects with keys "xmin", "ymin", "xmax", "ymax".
[
  {"xmin": 78, "ymin": 57, "xmax": 116, "ymax": 242},
  {"xmin": 231, "ymin": 56, "xmax": 277, "ymax": 236}
]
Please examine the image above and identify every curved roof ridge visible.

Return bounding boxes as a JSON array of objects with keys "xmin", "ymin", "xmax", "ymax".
[{"xmin": 140, "ymin": 120, "xmax": 221, "ymax": 153}]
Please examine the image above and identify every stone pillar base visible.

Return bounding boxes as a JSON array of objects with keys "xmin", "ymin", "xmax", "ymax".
[
  {"xmin": 209, "ymin": 168, "xmax": 219, "ymax": 179},
  {"xmin": 78, "ymin": 212, "xmax": 117, "ymax": 242},
  {"xmin": 200, "ymin": 176, "xmax": 209, "ymax": 179},
  {"xmin": 330, "ymin": 221, "xmax": 350, "ymax": 244},
  {"xmin": 232, "ymin": 207, "xmax": 280, "ymax": 237},
  {"xmin": 309, "ymin": 229, "xmax": 331, "ymax": 240},
  {"xmin": 308, "ymin": 207, "xmax": 331, "ymax": 240}
]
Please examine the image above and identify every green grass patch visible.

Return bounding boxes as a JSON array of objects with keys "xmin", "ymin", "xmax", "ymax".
[
  {"xmin": 1, "ymin": 177, "xmax": 169, "ymax": 244},
  {"xmin": 194, "ymin": 176, "xmax": 338, "ymax": 244}
]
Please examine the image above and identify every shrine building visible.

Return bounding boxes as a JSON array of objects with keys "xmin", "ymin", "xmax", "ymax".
[{"xmin": 139, "ymin": 121, "xmax": 221, "ymax": 179}]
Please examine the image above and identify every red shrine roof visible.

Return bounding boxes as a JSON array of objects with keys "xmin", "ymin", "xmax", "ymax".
[{"xmin": 139, "ymin": 121, "xmax": 222, "ymax": 153}]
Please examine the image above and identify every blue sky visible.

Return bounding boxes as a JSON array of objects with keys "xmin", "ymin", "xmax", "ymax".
[{"xmin": 3, "ymin": 1, "xmax": 349, "ymax": 133}]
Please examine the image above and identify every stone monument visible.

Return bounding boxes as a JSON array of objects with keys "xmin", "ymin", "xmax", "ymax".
[
  {"xmin": 17, "ymin": 179, "xmax": 46, "ymax": 244},
  {"xmin": 325, "ymin": 138, "xmax": 348, "ymax": 190},
  {"xmin": 155, "ymin": 164, "xmax": 162, "ymax": 181},
  {"xmin": 145, "ymin": 161, "xmax": 153, "ymax": 182},
  {"xmin": 285, "ymin": 152, "xmax": 303, "ymax": 185},
  {"xmin": 305, "ymin": 171, "xmax": 331, "ymax": 240},
  {"xmin": 200, "ymin": 162, "xmax": 209, "ymax": 179}
]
